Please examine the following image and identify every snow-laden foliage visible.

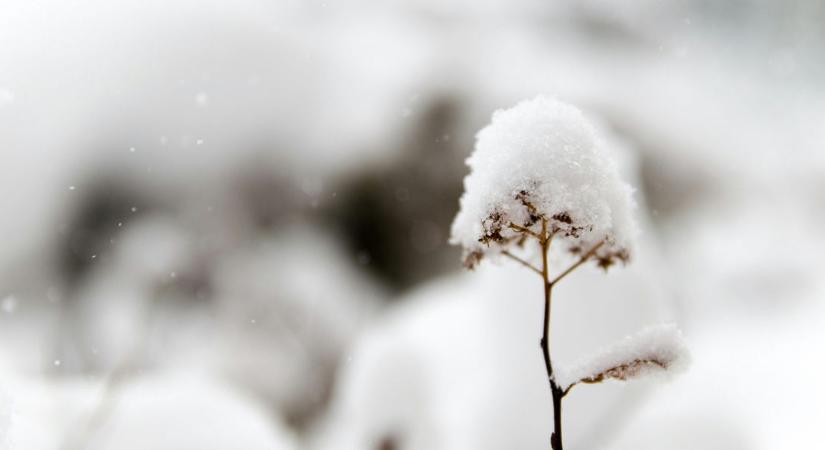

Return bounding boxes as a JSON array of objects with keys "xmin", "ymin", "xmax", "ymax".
[
  {"xmin": 555, "ymin": 324, "xmax": 690, "ymax": 390},
  {"xmin": 450, "ymin": 96, "xmax": 637, "ymax": 269}
]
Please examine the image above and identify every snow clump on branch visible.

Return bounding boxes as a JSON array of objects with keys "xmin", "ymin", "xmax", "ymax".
[
  {"xmin": 555, "ymin": 323, "xmax": 691, "ymax": 391},
  {"xmin": 449, "ymin": 96, "xmax": 637, "ymax": 269}
]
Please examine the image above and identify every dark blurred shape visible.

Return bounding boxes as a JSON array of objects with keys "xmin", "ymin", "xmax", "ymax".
[
  {"xmin": 234, "ymin": 156, "xmax": 310, "ymax": 231},
  {"xmin": 329, "ymin": 95, "xmax": 466, "ymax": 291},
  {"xmin": 58, "ymin": 176, "xmax": 150, "ymax": 292},
  {"xmin": 377, "ymin": 435, "xmax": 400, "ymax": 450}
]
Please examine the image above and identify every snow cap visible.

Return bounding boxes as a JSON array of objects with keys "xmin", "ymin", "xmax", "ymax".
[{"xmin": 450, "ymin": 96, "xmax": 637, "ymax": 269}]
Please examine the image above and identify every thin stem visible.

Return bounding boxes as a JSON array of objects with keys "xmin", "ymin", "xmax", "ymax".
[
  {"xmin": 501, "ymin": 250, "xmax": 542, "ymax": 276},
  {"xmin": 548, "ymin": 240, "xmax": 605, "ymax": 287},
  {"xmin": 538, "ymin": 219, "xmax": 564, "ymax": 450},
  {"xmin": 551, "ymin": 384, "xmax": 564, "ymax": 450},
  {"xmin": 508, "ymin": 223, "xmax": 542, "ymax": 240},
  {"xmin": 506, "ymin": 221, "xmax": 601, "ymax": 448}
]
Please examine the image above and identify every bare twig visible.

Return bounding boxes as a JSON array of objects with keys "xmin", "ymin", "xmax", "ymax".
[
  {"xmin": 536, "ymin": 219, "xmax": 565, "ymax": 450},
  {"xmin": 507, "ymin": 219, "xmax": 605, "ymax": 449},
  {"xmin": 561, "ymin": 358, "xmax": 667, "ymax": 398},
  {"xmin": 501, "ymin": 250, "xmax": 541, "ymax": 275},
  {"xmin": 548, "ymin": 240, "xmax": 605, "ymax": 286}
]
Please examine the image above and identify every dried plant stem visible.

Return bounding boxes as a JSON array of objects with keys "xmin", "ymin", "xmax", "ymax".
[
  {"xmin": 567, "ymin": 358, "xmax": 668, "ymax": 395},
  {"xmin": 537, "ymin": 219, "xmax": 565, "ymax": 450},
  {"xmin": 501, "ymin": 250, "xmax": 542, "ymax": 275},
  {"xmin": 505, "ymin": 219, "xmax": 602, "ymax": 449},
  {"xmin": 548, "ymin": 240, "xmax": 605, "ymax": 287}
]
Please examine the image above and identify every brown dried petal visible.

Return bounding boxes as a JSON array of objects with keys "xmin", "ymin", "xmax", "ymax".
[
  {"xmin": 580, "ymin": 358, "xmax": 668, "ymax": 385},
  {"xmin": 463, "ymin": 250, "xmax": 484, "ymax": 270}
]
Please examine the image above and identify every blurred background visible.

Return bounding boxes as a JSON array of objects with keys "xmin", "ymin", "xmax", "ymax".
[{"xmin": 1, "ymin": 0, "xmax": 823, "ymax": 449}]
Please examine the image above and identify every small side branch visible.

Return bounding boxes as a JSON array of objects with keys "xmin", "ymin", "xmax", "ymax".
[
  {"xmin": 508, "ymin": 223, "xmax": 542, "ymax": 240},
  {"xmin": 561, "ymin": 358, "xmax": 668, "ymax": 398},
  {"xmin": 548, "ymin": 240, "xmax": 605, "ymax": 286},
  {"xmin": 501, "ymin": 251, "xmax": 542, "ymax": 276}
]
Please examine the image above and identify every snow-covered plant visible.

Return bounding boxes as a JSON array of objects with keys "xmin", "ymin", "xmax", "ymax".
[
  {"xmin": 450, "ymin": 96, "xmax": 689, "ymax": 449},
  {"xmin": 554, "ymin": 324, "xmax": 688, "ymax": 393}
]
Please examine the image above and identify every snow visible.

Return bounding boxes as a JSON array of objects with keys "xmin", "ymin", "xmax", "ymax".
[
  {"xmin": 1, "ymin": 296, "xmax": 17, "ymax": 314},
  {"xmin": 61, "ymin": 216, "xmax": 194, "ymax": 372},
  {"xmin": 607, "ymin": 300, "xmax": 825, "ymax": 450},
  {"xmin": 83, "ymin": 373, "xmax": 298, "ymax": 450},
  {"xmin": 450, "ymin": 96, "xmax": 637, "ymax": 268},
  {"xmin": 0, "ymin": 370, "xmax": 298, "ymax": 450},
  {"xmin": 211, "ymin": 226, "xmax": 384, "ymax": 422},
  {"xmin": 0, "ymin": 0, "xmax": 822, "ymax": 448},
  {"xmin": 313, "ymin": 254, "xmax": 679, "ymax": 450},
  {"xmin": 555, "ymin": 323, "xmax": 690, "ymax": 390}
]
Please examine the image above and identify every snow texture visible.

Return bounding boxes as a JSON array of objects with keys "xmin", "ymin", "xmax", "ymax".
[
  {"xmin": 450, "ymin": 96, "xmax": 637, "ymax": 268},
  {"xmin": 555, "ymin": 323, "xmax": 690, "ymax": 389}
]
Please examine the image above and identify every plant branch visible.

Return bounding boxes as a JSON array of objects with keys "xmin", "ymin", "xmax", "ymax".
[
  {"xmin": 508, "ymin": 223, "xmax": 542, "ymax": 240},
  {"xmin": 548, "ymin": 240, "xmax": 605, "ymax": 286},
  {"xmin": 501, "ymin": 250, "xmax": 542, "ymax": 275},
  {"xmin": 560, "ymin": 352, "xmax": 671, "ymax": 400},
  {"xmin": 538, "ymin": 219, "xmax": 564, "ymax": 450}
]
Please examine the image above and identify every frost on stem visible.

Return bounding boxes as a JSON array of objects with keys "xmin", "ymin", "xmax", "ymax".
[
  {"xmin": 449, "ymin": 96, "xmax": 637, "ymax": 269},
  {"xmin": 555, "ymin": 324, "xmax": 691, "ymax": 393}
]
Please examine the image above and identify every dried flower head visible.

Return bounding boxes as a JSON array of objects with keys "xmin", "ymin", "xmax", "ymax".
[{"xmin": 449, "ymin": 96, "xmax": 637, "ymax": 268}]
